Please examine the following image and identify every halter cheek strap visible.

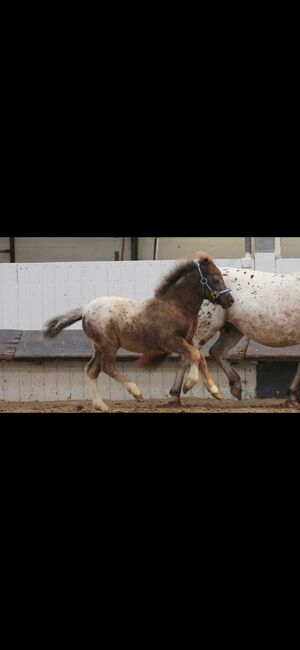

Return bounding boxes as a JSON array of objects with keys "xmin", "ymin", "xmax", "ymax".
[{"xmin": 196, "ymin": 262, "xmax": 232, "ymax": 302}]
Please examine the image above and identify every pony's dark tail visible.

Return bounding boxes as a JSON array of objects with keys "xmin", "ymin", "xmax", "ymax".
[
  {"xmin": 135, "ymin": 353, "xmax": 168, "ymax": 369},
  {"xmin": 43, "ymin": 307, "xmax": 82, "ymax": 338}
]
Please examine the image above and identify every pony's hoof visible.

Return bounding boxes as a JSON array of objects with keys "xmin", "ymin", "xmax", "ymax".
[
  {"xmin": 183, "ymin": 380, "xmax": 193, "ymax": 394},
  {"xmin": 285, "ymin": 399, "xmax": 300, "ymax": 410},
  {"xmin": 231, "ymin": 385, "xmax": 242, "ymax": 400},
  {"xmin": 207, "ymin": 382, "xmax": 222, "ymax": 400},
  {"xmin": 93, "ymin": 401, "xmax": 110, "ymax": 412},
  {"xmin": 169, "ymin": 396, "xmax": 182, "ymax": 406},
  {"xmin": 135, "ymin": 393, "xmax": 144, "ymax": 402},
  {"xmin": 213, "ymin": 391, "xmax": 222, "ymax": 401}
]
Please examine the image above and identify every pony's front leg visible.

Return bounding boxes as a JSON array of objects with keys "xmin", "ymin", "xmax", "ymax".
[
  {"xmin": 194, "ymin": 354, "xmax": 222, "ymax": 400},
  {"xmin": 166, "ymin": 338, "xmax": 221, "ymax": 400},
  {"xmin": 102, "ymin": 356, "xmax": 144, "ymax": 403}
]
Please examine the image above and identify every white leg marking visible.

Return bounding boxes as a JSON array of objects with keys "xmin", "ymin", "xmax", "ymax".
[
  {"xmin": 86, "ymin": 376, "xmax": 109, "ymax": 412},
  {"xmin": 204, "ymin": 378, "xmax": 222, "ymax": 400},
  {"xmin": 184, "ymin": 363, "xmax": 199, "ymax": 392},
  {"xmin": 124, "ymin": 382, "xmax": 144, "ymax": 401}
]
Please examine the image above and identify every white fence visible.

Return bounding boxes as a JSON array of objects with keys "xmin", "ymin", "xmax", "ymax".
[
  {"xmin": 0, "ymin": 357, "xmax": 256, "ymax": 403},
  {"xmin": 254, "ymin": 253, "xmax": 300, "ymax": 274},
  {"xmin": 0, "ymin": 255, "xmax": 299, "ymax": 330},
  {"xmin": 0, "ymin": 258, "xmax": 247, "ymax": 330},
  {"xmin": 0, "ymin": 253, "xmax": 300, "ymax": 330}
]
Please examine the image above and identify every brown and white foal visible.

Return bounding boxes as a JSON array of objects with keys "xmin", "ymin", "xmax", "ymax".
[{"xmin": 43, "ymin": 252, "xmax": 233, "ymax": 411}]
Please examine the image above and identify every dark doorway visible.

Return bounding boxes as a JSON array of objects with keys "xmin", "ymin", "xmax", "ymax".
[{"xmin": 257, "ymin": 361, "xmax": 299, "ymax": 398}]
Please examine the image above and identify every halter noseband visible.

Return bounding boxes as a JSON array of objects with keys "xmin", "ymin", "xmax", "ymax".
[{"xmin": 196, "ymin": 262, "xmax": 232, "ymax": 303}]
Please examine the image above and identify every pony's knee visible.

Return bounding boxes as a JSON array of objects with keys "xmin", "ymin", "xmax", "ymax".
[{"xmin": 191, "ymin": 350, "xmax": 201, "ymax": 366}]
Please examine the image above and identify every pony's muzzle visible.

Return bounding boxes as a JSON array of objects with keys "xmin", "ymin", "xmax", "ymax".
[{"xmin": 219, "ymin": 292, "xmax": 234, "ymax": 309}]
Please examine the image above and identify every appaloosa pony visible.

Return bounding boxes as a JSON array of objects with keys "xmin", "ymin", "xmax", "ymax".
[
  {"xmin": 43, "ymin": 252, "xmax": 233, "ymax": 411},
  {"xmin": 169, "ymin": 267, "xmax": 300, "ymax": 408}
]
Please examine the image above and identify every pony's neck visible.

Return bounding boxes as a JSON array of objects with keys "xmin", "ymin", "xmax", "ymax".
[{"xmin": 164, "ymin": 270, "xmax": 203, "ymax": 315}]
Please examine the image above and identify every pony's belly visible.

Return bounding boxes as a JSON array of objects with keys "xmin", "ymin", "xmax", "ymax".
[
  {"xmin": 120, "ymin": 336, "xmax": 164, "ymax": 355},
  {"xmin": 248, "ymin": 331, "xmax": 299, "ymax": 347},
  {"xmin": 229, "ymin": 314, "xmax": 300, "ymax": 347}
]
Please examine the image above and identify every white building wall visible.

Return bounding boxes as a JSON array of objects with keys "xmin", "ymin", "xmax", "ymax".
[
  {"xmin": 138, "ymin": 237, "xmax": 246, "ymax": 260},
  {"xmin": 9, "ymin": 237, "xmax": 132, "ymax": 263},
  {"xmin": 1, "ymin": 237, "xmax": 299, "ymax": 263},
  {"xmin": 280, "ymin": 238, "xmax": 300, "ymax": 258}
]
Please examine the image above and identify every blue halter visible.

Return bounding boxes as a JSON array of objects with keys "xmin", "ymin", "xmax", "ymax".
[{"xmin": 196, "ymin": 262, "xmax": 232, "ymax": 303}]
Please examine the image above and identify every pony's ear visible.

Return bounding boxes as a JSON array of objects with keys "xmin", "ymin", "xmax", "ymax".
[{"xmin": 196, "ymin": 251, "xmax": 213, "ymax": 266}]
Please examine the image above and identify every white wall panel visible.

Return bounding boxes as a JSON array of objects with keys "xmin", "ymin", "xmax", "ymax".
[
  {"xmin": 106, "ymin": 261, "xmax": 123, "ymax": 297},
  {"xmin": 276, "ymin": 259, "xmax": 300, "ymax": 274},
  {"xmin": 0, "ymin": 264, "xmax": 18, "ymax": 328},
  {"xmin": 93, "ymin": 262, "xmax": 109, "ymax": 301},
  {"xmin": 80, "ymin": 262, "xmax": 97, "ymax": 307},
  {"xmin": 0, "ymin": 358, "xmax": 257, "ymax": 402},
  {"xmin": 29, "ymin": 264, "xmax": 43, "ymax": 329},
  {"xmin": 31, "ymin": 363, "xmax": 45, "ymax": 401},
  {"xmin": 41, "ymin": 263, "xmax": 57, "ymax": 328},
  {"xmin": 17, "ymin": 265, "xmax": 31, "ymax": 329},
  {"xmin": 54, "ymin": 263, "xmax": 69, "ymax": 315},
  {"xmin": 44, "ymin": 362, "xmax": 58, "ymax": 400},
  {"xmin": 4, "ymin": 363, "xmax": 20, "ymax": 400},
  {"xmin": 19, "ymin": 363, "xmax": 33, "ymax": 401},
  {"xmin": 119, "ymin": 262, "xmax": 135, "ymax": 299},
  {"xmin": 133, "ymin": 261, "xmax": 150, "ymax": 299}
]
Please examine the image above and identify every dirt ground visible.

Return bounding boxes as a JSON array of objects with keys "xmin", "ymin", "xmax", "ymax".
[{"xmin": 0, "ymin": 398, "xmax": 299, "ymax": 413}]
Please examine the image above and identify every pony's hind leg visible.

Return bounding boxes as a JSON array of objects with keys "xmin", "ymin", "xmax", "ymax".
[
  {"xmin": 85, "ymin": 351, "xmax": 109, "ymax": 412},
  {"xmin": 102, "ymin": 355, "xmax": 144, "ymax": 402},
  {"xmin": 286, "ymin": 360, "xmax": 300, "ymax": 409}
]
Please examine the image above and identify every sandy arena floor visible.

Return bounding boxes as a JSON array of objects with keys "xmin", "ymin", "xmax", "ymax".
[{"xmin": 0, "ymin": 398, "xmax": 299, "ymax": 413}]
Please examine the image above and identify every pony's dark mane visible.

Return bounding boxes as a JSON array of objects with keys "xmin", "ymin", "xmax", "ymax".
[{"xmin": 155, "ymin": 260, "xmax": 197, "ymax": 297}]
